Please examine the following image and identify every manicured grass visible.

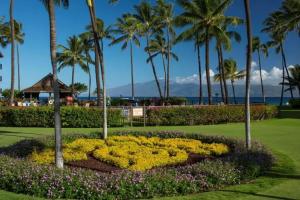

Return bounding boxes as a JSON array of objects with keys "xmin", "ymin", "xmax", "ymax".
[{"xmin": 0, "ymin": 118, "xmax": 300, "ymax": 199}]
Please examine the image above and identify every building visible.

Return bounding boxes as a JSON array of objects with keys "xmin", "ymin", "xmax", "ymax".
[{"xmin": 22, "ymin": 73, "xmax": 74, "ymax": 100}]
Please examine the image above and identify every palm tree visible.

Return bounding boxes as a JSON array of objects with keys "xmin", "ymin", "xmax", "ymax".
[
  {"xmin": 146, "ymin": 34, "xmax": 178, "ymax": 98},
  {"xmin": 244, "ymin": 0, "xmax": 252, "ymax": 150},
  {"xmin": 133, "ymin": 1, "xmax": 163, "ymax": 100},
  {"xmin": 85, "ymin": 0, "xmax": 117, "ymax": 139},
  {"xmin": 282, "ymin": 65, "xmax": 300, "ymax": 96},
  {"xmin": 57, "ymin": 35, "xmax": 89, "ymax": 96},
  {"xmin": 2, "ymin": 20, "xmax": 25, "ymax": 91},
  {"xmin": 110, "ymin": 14, "xmax": 141, "ymax": 100},
  {"xmin": 176, "ymin": 0, "xmax": 240, "ymax": 105},
  {"xmin": 86, "ymin": 18, "xmax": 113, "ymax": 106},
  {"xmin": 263, "ymin": 12, "xmax": 294, "ymax": 99},
  {"xmin": 155, "ymin": 0, "xmax": 175, "ymax": 99},
  {"xmin": 279, "ymin": 0, "xmax": 300, "ymax": 36},
  {"xmin": 40, "ymin": 0, "xmax": 69, "ymax": 169},
  {"xmin": 79, "ymin": 32, "xmax": 93, "ymax": 100},
  {"xmin": 252, "ymin": 36, "xmax": 268, "ymax": 104},
  {"xmin": 215, "ymin": 59, "xmax": 245, "ymax": 104},
  {"xmin": 9, "ymin": 0, "xmax": 15, "ymax": 106}
]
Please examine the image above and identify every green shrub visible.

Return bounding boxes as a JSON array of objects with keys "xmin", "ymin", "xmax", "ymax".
[
  {"xmin": 0, "ymin": 107, "xmax": 123, "ymax": 128},
  {"xmin": 146, "ymin": 105, "xmax": 278, "ymax": 126},
  {"xmin": 289, "ymin": 99, "xmax": 300, "ymax": 109}
]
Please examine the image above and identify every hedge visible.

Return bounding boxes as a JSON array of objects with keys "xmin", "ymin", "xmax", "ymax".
[
  {"xmin": 146, "ymin": 105, "xmax": 278, "ymax": 126},
  {"xmin": 0, "ymin": 107, "xmax": 123, "ymax": 128},
  {"xmin": 0, "ymin": 131, "xmax": 274, "ymax": 200}
]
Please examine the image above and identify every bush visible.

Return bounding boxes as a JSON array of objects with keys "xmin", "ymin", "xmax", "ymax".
[
  {"xmin": 0, "ymin": 131, "xmax": 274, "ymax": 200},
  {"xmin": 0, "ymin": 107, "xmax": 123, "ymax": 128},
  {"xmin": 289, "ymin": 98, "xmax": 300, "ymax": 109},
  {"xmin": 146, "ymin": 105, "xmax": 278, "ymax": 126}
]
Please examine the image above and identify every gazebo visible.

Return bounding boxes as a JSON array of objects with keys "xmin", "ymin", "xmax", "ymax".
[{"xmin": 22, "ymin": 73, "xmax": 73, "ymax": 100}]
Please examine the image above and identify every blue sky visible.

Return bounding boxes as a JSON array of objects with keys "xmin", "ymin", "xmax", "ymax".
[{"xmin": 0, "ymin": 0, "xmax": 299, "ymax": 94}]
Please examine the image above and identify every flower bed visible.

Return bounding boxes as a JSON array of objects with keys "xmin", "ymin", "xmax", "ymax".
[
  {"xmin": 31, "ymin": 136, "xmax": 229, "ymax": 171},
  {"xmin": 0, "ymin": 131, "xmax": 274, "ymax": 199}
]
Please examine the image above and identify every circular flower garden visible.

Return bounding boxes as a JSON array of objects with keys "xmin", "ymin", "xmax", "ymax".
[{"xmin": 0, "ymin": 131, "xmax": 274, "ymax": 199}]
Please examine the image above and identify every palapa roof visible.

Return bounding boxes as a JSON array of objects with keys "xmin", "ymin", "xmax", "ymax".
[{"xmin": 22, "ymin": 73, "xmax": 73, "ymax": 93}]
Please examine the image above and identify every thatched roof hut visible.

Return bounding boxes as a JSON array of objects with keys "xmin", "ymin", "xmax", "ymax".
[{"xmin": 22, "ymin": 73, "xmax": 73, "ymax": 99}]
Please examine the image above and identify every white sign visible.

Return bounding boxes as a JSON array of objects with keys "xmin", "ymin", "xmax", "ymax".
[{"xmin": 132, "ymin": 107, "xmax": 144, "ymax": 117}]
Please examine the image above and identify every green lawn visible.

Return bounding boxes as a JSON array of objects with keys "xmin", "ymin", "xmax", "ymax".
[{"xmin": 0, "ymin": 118, "xmax": 300, "ymax": 199}]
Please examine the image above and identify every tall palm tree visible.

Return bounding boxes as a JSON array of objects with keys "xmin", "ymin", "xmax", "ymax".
[
  {"xmin": 146, "ymin": 33, "xmax": 178, "ymax": 98},
  {"xmin": 40, "ymin": 0, "xmax": 69, "ymax": 169},
  {"xmin": 9, "ymin": 0, "xmax": 15, "ymax": 106},
  {"xmin": 133, "ymin": 1, "xmax": 163, "ymax": 100},
  {"xmin": 215, "ymin": 59, "xmax": 246, "ymax": 104},
  {"xmin": 279, "ymin": 0, "xmax": 300, "ymax": 36},
  {"xmin": 57, "ymin": 35, "xmax": 88, "ymax": 96},
  {"xmin": 110, "ymin": 14, "xmax": 141, "ymax": 100},
  {"xmin": 263, "ymin": 11, "xmax": 294, "ymax": 99},
  {"xmin": 252, "ymin": 36, "xmax": 268, "ymax": 104},
  {"xmin": 176, "ymin": 0, "xmax": 240, "ymax": 105},
  {"xmin": 85, "ymin": 0, "xmax": 117, "ymax": 139},
  {"xmin": 3, "ymin": 20, "xmax": 25, "ymax": 91},
  {"xmin": 282, "ymin": 65, "xmax": 300, "ymax": 96},
  {"xmin": 244, "ymin": 0, "xmax": 252, "ymax": 150},
  {"xmin": 86, "ymin": 18, "xmax": 113, "ymax": 106},
  {"xmin": 79, "ymin": 32, "xmax": 93, "ymax": 100},
  {"xmin": 155, "ymin": 0, "xmax": 175, "ymax": 99}
]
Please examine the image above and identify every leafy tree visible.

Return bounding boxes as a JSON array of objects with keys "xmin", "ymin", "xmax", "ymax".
[
  {"xmin": 252, "ymin": 36, "xmax": 268, "ymax": 104},
  {"xmin": 110, "ymin": 14, "xmax": 141, "ymax": 100},
  {"xmin": 39, "ymin": 0, "xmax": 69, "ymax": 169},
  {"xmin": 1, "ymin": 89, "xmax": 22, "ymax": 99},
  {"xmin": 176, "ymin": 0, "xmax": 241, "ymax": 105},
  {"xmin": 69, "ymin": 82, "xmax": 88, "ymax": 96},
  {"xmin": 57, "ymin": 35, "xmax": 89, "ymax": 95}
]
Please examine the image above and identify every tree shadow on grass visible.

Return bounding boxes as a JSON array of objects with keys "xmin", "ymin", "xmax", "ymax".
[
  {"xmin": 0, "ymin": 139, "xmax": 46, "ymax": 158},
  {"xmin": 220, "ymin": 190, "xmax": 298, "ymax": 200},
  {"xmin": 0, "ymin": 130, "xmax": 47, "ymax": 137}
]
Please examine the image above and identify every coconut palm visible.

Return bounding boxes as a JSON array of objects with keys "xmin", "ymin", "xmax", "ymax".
[
  {"xmin": 85, "ymin": 0, "xmax": 117, "ymax": 139},
  {"xmin": 252, "ymin": 36, "xmax": 268, "ymax": 104},
  {"xmin": 110, "ymin": 14, "xmax": 141, "ymax": 100},
  {"xmin": 86, "ymin": 18, "xmax": 113, "ymax": 106},
  {"xmin": 176, "ymin": 0, "xmax": 241, "ymax": 105},
  {"xmin": 2, "ymin": 20, "xmax": 25, "ymax": 91},
  {"xmin": 244, "ymin": 0, "xmax": 252, "ymax": 150},
  {"xmin": 57, "ymin": 35, "xmax": 89, "ymax": 96},
  {"xmin": 155, "ymin": 0, "xmax": 175, "ymax": 99},
  {"xmin": 146, "ymin": 34, "xmax": 179, "ymax": 98},
  {"xmin": 40, "ymin": 0, "xmax": 69, "ymax": 169},
  {"xmin": 282, "ymin": 65, "xmax": 300, "ymax": 96},
  {"xmin": 133, "ymin": 1, "xmax": 163, "ymax": 100},
  {"xmin": 263, "ymin": 11, "xmax": 294, "ymax": 99},
  {"xmin": 214, "ymin": 59, "xmax": 245, "ymax": 104},
  {"xmin": 79, "ymin": 32, "xmax": 93, "ymax": 100},
  {"xmin": 279, "ymin": 0, "xmax": 300, "ymax": 36},
  {"xmin": 9, "ymin": 0, "xmax": 15, "ymax": 106}
]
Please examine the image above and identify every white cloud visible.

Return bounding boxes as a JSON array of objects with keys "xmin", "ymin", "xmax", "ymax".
[
  {"xmin": 251, "ymin": 61, "xmax": 258, "ymax": 68},
  {"xmin": 176, "ymin": 66, "xmax": 285, "ymax": 86}
]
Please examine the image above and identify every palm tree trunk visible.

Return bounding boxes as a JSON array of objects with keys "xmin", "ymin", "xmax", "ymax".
[
  {"xmin": 94, "ymin": 47, "xmax": 102, "ymax": 106},
  {"xmin": 9, "ymin": 0, "xmax": 15, "ymax": 106},
  {"xmin": 280, "ymin": 42, "xmax": 294, "ymax": 99},
  {"xmin": 196, "ymin": 42, "xmax": 203, "ymax": 105},
  {"xmin": 205, "ymin": 27, "xmax": 212, "ymax": 105},
  {"xmin": 130, "ymin": 40, "xmax": 135, "ymax": 100},
  {"xmin": 257, "ymin": 49, "xmax": 265, "ymax": 104},
  {"xmin": 244, "ymin": 0, "xmax": 252, "ymax": 150},
  {"xmin": 280, "ymin": 58, "xmax": 285, "ymax": 106},
  {"xmin": 161, "ymin": 53, "xmax": 167, "ymax": 99},
  {"xmin": 231, "ymin": 80, "xmax": 237, "ymax": 104},
  {"xmin": 17, "ymin": 43, "xmax": 20, "ymax": 91},
  {"xmin": 88, "ymin": 68, "xmax": 91, "ymax": 100},
  {"xmin": 220, "ymin": 46, "xmax": 228, "ymax": 104},
  {"xmin": 87, "ymin": 0, "xmax": 107, "ymax": 139},
  {"xmin": 146, "ymin": 35, "xmax": 163, "ymax": 100},
  {"xmin": 71, "ymin": 65, "xmax": 75, "ymax": 96},
  {"xmin": 49, "ymin": 0, "xmax": 63, "ymax": 168},
  {"xmin": 217, "ymin": 46, "xmax": 225, "ymax": 103},
  {"xmin": 166, "ymin": 26, "xmax": 171, "ymax": 99}
]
